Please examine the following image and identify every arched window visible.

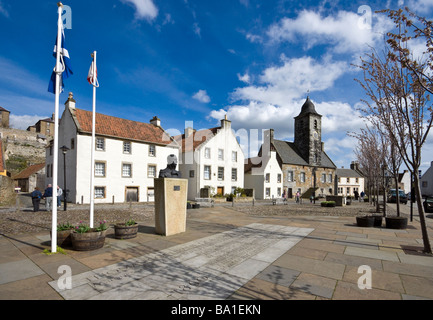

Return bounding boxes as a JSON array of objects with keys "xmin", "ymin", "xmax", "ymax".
[{"xmin": 314, "ymin": 120, "xmax": 318, "ymax": 129}]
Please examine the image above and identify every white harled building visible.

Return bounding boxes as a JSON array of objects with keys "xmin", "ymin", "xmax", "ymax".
[
  {"xmin": 174, "ymin": 116, "xmax": 245, "ymax": 200},
  {"xmin": 45, "ymin": 93, "xmax": 180, "ymax": 204}
]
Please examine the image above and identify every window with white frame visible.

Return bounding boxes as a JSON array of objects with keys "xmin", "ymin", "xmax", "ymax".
[
  {"xmin": 266, "ymin": 188, "xmax": 271, "ymax": 197},
  {"xmin": 123, "ymin": 141, "xmax": 131, "ymax": 154},
  {"xmin": 218, "ymin": 149, "xmax": 224, "ymax": 160},
  {"xmin": 231, "ymin": 168, "xmax": 237, "ymax": 181},
  {"xmin": 95, "ymin": 162, "xmax": 106, "ymax": 177},
  {"xmin": 96, "ymin": 137, "xmax": 105, "ymax": 151},
  {"xmin": 232, "ymin": 151, "xmax": 237, "ymax": 162},
  {"xmin": 205, "ymin": 148, "xmax": 211, "ymax": 159},
  {"xmin": 300, "ymin": 172, "xmax": 306, "ymax": 183},
  {"xmin": 148, "ymin": 165, "xmax": 157, "ymax": 178},
  {"xmin": 94, "ymin": 187, "xmax": 106, "ymax": 199},
  {"xmin": 218, "ymin": 167, "xmax": 224, "ymax": 180},
  {"xmin": 148, "ymin": 145, "xmax": 156, "ymax": 157},
  {"xmin": 287, "ymin": 171, "xmax": 294, "ymax": 182},
  {"xmin": 321, "ymin": 173, "xmax": 326, "ymax": 183},
  {"xmin": 122, "ymin": 163, "xmax": 132, "ymax": 177},
  {"xmin": 204, "ymin": 166, "xmax": 211, "ymax": 180},
  {"xmin": 277, "ymin": 173, "xmax": 282, "ymax": 183},
  {"xmin": 277, "ymin": 188, "xmax": 281, "ymax": 197},
  {"xmin": 328, "ymin": 174, "xmax": 333, "ymax": 183},
  {"xmin": 265, "ymin": 173, "xmax": 270, "ymax": 183}
]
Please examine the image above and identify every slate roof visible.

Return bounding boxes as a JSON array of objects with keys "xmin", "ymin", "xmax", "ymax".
[
  {"xmin": 12, "ymin": 163, "xmax": 45, "ymax": 180},
  {"xmin": 272, "ymin": 139, "xmax": 336, "ymax": 169},
  {"xmin": 72, "ymin": 108, "xmax": 177, "ymax": 146},
  {"xmin": 295, "ymin": 97, "xmax": 321, "ymax": 118},
  {"xmin": 335, "ymin": 168, "xmax": 363, "ymax": 178}
]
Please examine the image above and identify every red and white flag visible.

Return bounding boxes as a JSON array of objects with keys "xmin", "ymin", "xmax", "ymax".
[{"xmin": 87, "ymin": 57, "xmax": 98, "ymax": 86}]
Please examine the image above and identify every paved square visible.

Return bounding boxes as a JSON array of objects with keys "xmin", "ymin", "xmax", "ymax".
[{"xmin": 49, "ymin": 223, "xmax": 314, "ymax": 300}]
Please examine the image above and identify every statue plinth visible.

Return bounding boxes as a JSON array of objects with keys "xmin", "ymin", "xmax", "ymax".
[{"xmin": 154, "ymin": 178, "xmax": 188, "ymax": 236}]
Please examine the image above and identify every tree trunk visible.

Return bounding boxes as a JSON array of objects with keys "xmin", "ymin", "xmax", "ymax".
[
  {"xmin": 413, "ymin": 173, "xmax": 432, "ymax": 254},
  {"xmin": 394, "ymin": 175, "xmax": 400, "ymax": 217}
]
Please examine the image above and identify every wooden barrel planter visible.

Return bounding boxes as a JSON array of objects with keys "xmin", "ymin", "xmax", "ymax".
[
  {"xmin": 356, "ymin": 216, "xmax": 374, "ymax": 227},
  {"xmin": 385, "ymin": 216, "xmax": 408, "ymax": 230},
  {"xmin": 114, "ymin": 223, "xmax": 139, "ymax": 239},
  {"xmin": 71, "ymin": 229, "xmax": 106, "ymax": 251},
  {"xmin": 50, "ymin": 229, "xmax": 73, "ymax": 248},
  {"xmin": 372, "ymin": 215, "xmax": 383, "ymax": 227}
]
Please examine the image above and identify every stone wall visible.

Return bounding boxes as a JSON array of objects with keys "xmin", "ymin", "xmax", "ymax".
[
  {"xmin": 0, "ymin": 127, "xmax": 47, "ymax": 175},
  {"xmin": 0, "ymin": 175, "xmax": 16, "ymax": 206}
]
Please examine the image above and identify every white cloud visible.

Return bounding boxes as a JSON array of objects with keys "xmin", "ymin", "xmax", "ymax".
[
  {"xmin": 408, "ymin": 0, "xmax": 433, "ymax": 13},
  {"xmin": 266, "ymin": 9, "xmax": 392, "ymax": 54},
  {"xmin": 231, "ymin": 55, "xmax": 347, "ymax": 106},
  {"xmin": 0, "ymin": 1, "xmax": 9, "ymax": 18},
  {"xmin": 237, "ymin": 72, "xmax": 251, "ymax": 84},
  {"xmin": 193, "ymin": 22, "xmax": 201, "ymax": 37},
  {"xmin": 9, "ymin": 114, "xmax": 45, "ymax": 130},
  {"xmin": 193, "ymin": 90, "xmax": 211, "ymax": 103},
  {"xmin": 121, "ymin": 0, "xmax": 158, "ymax": 21}
]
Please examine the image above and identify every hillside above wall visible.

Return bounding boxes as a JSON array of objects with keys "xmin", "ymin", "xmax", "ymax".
[{"xmin": 0, "ymin": 127, "xmax": 47, "ymax": 176}]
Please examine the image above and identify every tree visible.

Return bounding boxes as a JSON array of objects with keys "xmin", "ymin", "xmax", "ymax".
[
  {"xmin": 355, "ymin": 8, "xmax": 432, "ymax": 254},
  {"xmin": 352, "ymin": 124, "xmax": 389, "ymax": 213}
]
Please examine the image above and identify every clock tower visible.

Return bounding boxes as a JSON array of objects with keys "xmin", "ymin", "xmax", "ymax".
[{"xmin": 294, "ymin": 97, "xmax": 322, "ymax": 166}]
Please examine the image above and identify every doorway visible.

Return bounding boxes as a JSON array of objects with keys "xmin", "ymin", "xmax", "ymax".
[{"xmin": 126, "ymin": 187, "xmax": 139, "ymax": 202}]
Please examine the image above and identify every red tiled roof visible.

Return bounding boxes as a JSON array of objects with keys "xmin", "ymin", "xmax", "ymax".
[
  {"xmin": 12, "ymin": 163, "xmax": 45, "ymax": 180},
  {"xmin": 173, "ymin": 127, "xmax": 220, "ymax": 152},
  {"xmin": 74, "ymin": 108, "xmax": 175, "ymax": 146}
]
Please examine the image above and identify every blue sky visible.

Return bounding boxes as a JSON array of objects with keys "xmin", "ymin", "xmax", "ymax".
[{"xmin": 1, "ymin": 0, "xmax": 432, "ymax": 173}]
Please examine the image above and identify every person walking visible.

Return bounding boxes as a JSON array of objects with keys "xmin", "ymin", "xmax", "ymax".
[
  {"xmin": 57, "ymin": 186, "xmax": 63, "ymax": 208},
  {"xmin": 43, "ymin": 184, "xmax": 53, "ymax": 211},
  {"xmin": 31, "ymin": 187, "xmax": 43, "ymax": 212}
]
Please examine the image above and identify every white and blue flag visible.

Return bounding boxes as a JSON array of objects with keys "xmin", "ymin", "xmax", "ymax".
[{"xmin": 48, "ymin": 28, "xmax": 73, "ymax": 94}]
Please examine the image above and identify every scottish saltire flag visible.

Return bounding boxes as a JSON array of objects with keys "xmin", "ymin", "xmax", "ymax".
[{"xmin": 48, "ymin": 28, "xmax": 73, "ymax": 94}]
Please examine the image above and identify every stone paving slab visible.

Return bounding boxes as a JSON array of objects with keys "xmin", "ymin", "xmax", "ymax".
[{"xmin": 48, "ymin": 223, "xmax": 314, "ymax": 300}]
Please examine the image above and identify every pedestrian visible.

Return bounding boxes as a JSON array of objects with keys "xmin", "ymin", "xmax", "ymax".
[
  {"xmin": 360, "ymin": 191, "xmax": 365, "ymax": 202},
  {"xmin": 57, "ymin": 186, "xmax": 63, "ymax": 207},
  {"xmin": 43, "ymin": 184, "xmax": 53, "ymax": 211},
  {"xmin": 31, "ymin": 187, "xmax": 43, "ymax": 212},
  {"xmin": 296, "ymin": 191, "xmax": 300, "ymax": 203}
]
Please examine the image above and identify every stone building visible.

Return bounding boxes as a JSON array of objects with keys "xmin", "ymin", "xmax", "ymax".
[
  {"xmin": 257, "ymin": 97, "xmax": 336, "ymax": 199},
  {"xmin": 0, "ymin": 107, "xmax": 10, "ymax": 128},
  {"xmin": 27, "ymin": 114, "xmax": 55, "ymax": 138}
]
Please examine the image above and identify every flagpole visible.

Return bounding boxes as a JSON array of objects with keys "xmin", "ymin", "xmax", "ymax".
[
  {"xmin": 51, "ymin": 2, "xmax": 63, "ymax": 253},
  {"xmin": 90, "ymin": 51, "xmax": 97, "ymax": 228}
]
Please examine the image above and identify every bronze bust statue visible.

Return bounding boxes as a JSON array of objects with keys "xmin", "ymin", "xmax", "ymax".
[{"xmin": 159, "ymin": 154, "xmax": 182, "ymax": 178}]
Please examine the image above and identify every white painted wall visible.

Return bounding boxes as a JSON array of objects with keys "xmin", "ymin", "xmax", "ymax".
[{"xmin": 244, "ymin": 151, "xmax": 283, "ymax": 200}]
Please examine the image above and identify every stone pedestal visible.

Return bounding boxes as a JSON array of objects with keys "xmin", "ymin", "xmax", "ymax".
[{"xmin": 154, "ymin": 178, "xmax": 188, "ymax": 236}]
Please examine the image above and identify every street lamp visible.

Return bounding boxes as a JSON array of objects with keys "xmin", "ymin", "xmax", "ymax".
[{"xmin": 60, "ymin": 145, "xmax": 70, "ymax": 211}]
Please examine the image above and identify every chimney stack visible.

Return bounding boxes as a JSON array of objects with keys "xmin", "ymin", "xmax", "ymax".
[
  {"xmin": 185, "ymin": 127, "xmax": 194, "ymax": 138},
  {"xmin": 65, "ymin": 92, "xmax": 76, "ymax": 109},
  {"xmin": 221, "ymin": 114, "xmax": 231, "ymax": 130},
  {"xmin": 150, "ymin": 116, "xmax": 161, "ymax": 127}
]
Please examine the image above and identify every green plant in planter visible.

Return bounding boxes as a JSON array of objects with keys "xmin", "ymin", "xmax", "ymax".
[
  {"xmin": 125, "ymin": 219, "xmax": 137, "ymax": 226},
  {"xmin": 75, "ymin": 221, "xmax": 91, "ymax": 234},
  {"xmin": 96, "ymin": 220, "xmax": 109, "ymax": 231},
  {"xmin": 57, "ymin": 222, "xmax": 74, "ymax": 231}
]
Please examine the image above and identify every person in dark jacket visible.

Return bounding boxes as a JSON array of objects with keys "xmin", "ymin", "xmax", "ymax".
[
  {"xmin": 31, "ymin": 187, "xmax": 43, "ymax": 212},
  {"xmin": 43, "ymin": 184, "xmax": 53, "ymax": 211}
]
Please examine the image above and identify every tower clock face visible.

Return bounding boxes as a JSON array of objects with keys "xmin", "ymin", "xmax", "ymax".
[{"xmin": 313, "ymin": 131, "xmax": 319, "ymax": 139}]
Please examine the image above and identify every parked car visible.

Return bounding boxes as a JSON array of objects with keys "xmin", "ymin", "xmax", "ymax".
[
  {"xmin": 387, "ymin": 189, "xmax": 408, "ymax": 204},
  {"xmin": 423, "ymin": 197, "xmax": 433, "ymax": 213}
]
